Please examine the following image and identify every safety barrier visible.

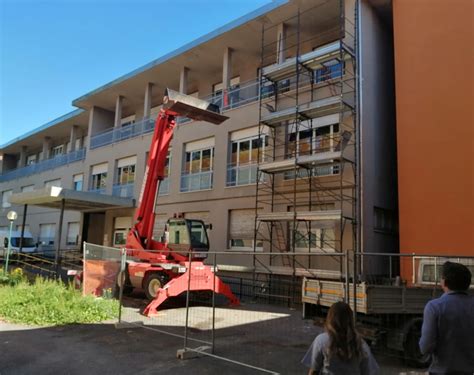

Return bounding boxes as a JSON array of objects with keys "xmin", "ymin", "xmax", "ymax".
[{"xmin": 80, "ymin": 242, "xmax": 473, "ymax": 374}]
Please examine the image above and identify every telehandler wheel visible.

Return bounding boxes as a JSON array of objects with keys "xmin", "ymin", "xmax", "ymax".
[
  {"xmin": 143, "ymin": 272, "xmax": 169, "ymax": 300},
  {"xmin": 115, "ymin": 269, "xmax": 133, "ymax": 298}
]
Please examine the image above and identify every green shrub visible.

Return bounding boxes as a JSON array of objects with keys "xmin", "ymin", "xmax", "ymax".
[
  {"xmin": 0, "ymin": 276, "xmax": 118, "ymax": 325},
  {"xmin": 0, "ymin": 268, "xmax": 26, "ymax": 286}
]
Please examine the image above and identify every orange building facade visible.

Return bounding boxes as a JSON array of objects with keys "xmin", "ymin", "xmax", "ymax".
[{"xmin": 393, "ymin": 0, "xmax": 474, "ymax": 280}]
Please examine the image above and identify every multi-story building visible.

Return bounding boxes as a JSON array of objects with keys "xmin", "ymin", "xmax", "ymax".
[{"xmin": 1, "ymin": 0, "xmax": 403, "ymax": 281}]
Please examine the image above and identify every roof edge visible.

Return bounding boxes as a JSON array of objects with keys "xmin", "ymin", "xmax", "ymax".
[
  {"xmin": 72, "ymin": 0, "xmax": 289, "ymax": 107},
  {"xmin": 1, "ymin": 108, "xmax": 85, "ymax": 150}
]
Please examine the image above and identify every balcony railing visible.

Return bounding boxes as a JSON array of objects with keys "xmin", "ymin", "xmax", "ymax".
[
  {"xmin": 90, "ymin": 117, "xmax": 155, "ymax": 149},
  {"xmin": 180, "ymin": 171, "xmax": 213, "ymax": 192},
  {"xmin": 158, "ymin": 178, "xmax": 170, "ymax": 195},
  {"xmin": 88, "ymin": 187, "xmax": 106, "ymax": 195},
  {"xmin": 112, "ymin": 183, "xmax": 134, "ymax": 198},
  {"xmin": 0, "ymin": 148, "xmax": 86, "ymax": 183},
  {"xmin": 226, "ymin": 163, "xmax": 258, "ymax": 187}
]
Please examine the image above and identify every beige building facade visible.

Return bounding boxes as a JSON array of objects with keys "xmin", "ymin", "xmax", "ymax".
[{"xmin": 0, "ymin": 0, "xmax": 397, "ymax": 278}]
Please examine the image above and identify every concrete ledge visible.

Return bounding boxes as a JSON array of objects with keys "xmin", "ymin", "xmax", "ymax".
[{"xmin": 177, "ymin": 346, "xmax": 212, "ymax": 360}]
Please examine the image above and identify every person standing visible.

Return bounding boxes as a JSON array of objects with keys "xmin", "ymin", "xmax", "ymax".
[
  {"xmin": 302, "ymin": 301, "xmax": 379, "ymax": 375},
  {"xmin": 419, "ymin": 261, "xmax": 474, "ymax": 375}
]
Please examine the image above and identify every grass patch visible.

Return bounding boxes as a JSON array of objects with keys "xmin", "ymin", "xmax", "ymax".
[{"xmin": 0, "ymin": 269, "xmax": 118, "ymax": 325}]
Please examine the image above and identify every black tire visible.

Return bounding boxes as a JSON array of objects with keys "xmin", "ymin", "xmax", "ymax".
[
  {"xmin": 403, "ymin": 319, "xmax": 431, "ymax": 368},
  {"xmin": 115, "ymin": 270, "xmax": 134, "ymax": 298},
  {"xmin": 143, "ymin": 272, "xmax": 169, "ymax": 300}
]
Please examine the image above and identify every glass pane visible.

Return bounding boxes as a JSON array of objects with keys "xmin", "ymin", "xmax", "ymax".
[
  {"xmin": 239, "ymin": 140, "xmax": 250, "ymax": 164},
  {"xmin": 201, "ymin": 149, "xmax": 212, "ymax": 171},
  {"xmin": 185, "ymin": 152, "xmax": 191, "ymax": 174},
  {"xmin": 168, "ymin": 221, "xmax": 190, "ymax": 245},
  {"xmin": 237, "ymin": 167, "xmax": 250, "ymax": 185},
  {"xmin": 251, "ymin": 138, "xmax": 260, "ymax": 162},
  {"xmin": 299, "ymin": 129, "xmax": 312, "ymax": 155},
  {"xmin": 231, "ymin": 142, "xmax": 238, "ymax": 166},
  {"xmin": 188, "ymin": 220, "xmax": 209, "ymax": 248},
  {"xmin": 191, "ymin": 151, "xmax": 201, "ymax": 173}
]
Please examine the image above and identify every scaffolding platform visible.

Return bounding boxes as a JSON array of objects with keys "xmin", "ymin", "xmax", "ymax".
[
  {"xmin": 259, "ymin": 150, "xmax": 343, "ymax": 174},
  {"xmin": 257, "ymin": 209, "xmax": 341, "ymax": 225},
  {"xmin": 261, "ymin": 96, "xmax": 351, "ymax": 126},
  {"xmin": 262, "ymin": 41, "xmax": 354, "ymax": 82}
]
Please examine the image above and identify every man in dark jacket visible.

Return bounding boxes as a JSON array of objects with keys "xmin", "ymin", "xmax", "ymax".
[{"xmin": 419, "ymin": 261, "xmax": 474, "ymax": 375}]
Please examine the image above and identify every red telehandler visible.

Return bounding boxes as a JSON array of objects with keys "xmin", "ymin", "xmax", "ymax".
[{"xmin": 122, "ymin": 89, "xmax": 239, "ymax": 316}]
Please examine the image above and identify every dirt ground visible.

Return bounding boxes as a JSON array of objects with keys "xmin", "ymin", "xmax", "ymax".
[{"xmin": 0, "ymin": 299, "xmax": 428, "ymax": 375}]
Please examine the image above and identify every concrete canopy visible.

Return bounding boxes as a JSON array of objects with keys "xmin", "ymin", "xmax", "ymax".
[{"xmin": 9, "ymin": 186, "xmax": 135, "ymax": 212}]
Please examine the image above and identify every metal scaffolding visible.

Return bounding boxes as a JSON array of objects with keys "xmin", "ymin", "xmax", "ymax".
[{"xmin": 252, "ymin": 0, "xmax": 359, "ymax": 303}]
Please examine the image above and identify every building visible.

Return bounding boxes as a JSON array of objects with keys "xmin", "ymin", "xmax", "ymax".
[{"xmin": 1, "ymin": 0, "xmax": 410, "ymax": 283}]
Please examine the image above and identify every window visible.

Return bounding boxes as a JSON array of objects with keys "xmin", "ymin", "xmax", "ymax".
[
  {"xmin": 229, "ymin": 209, "xmax": 261, "ymax": 251},
  {"xmin": 51, "ymin": 145, "xmax": 64, "ymax": 157},
  {"xmin": 26, "ymin": 154, "xmax": 37, "ymax": 165},
  {"xmin": 45, "ymin": 179, "xmax": 61, "ymax": 188},
  {"xmin": 39, "ymin": 223, "xmax": 56, "ymax": 245},
  {"xmin": 66, "ymin": 222, "xmax": 80, "ymax": 246},
  {"xmin": 21, "ymin": 185, "xmax": 34, "ymax": 193},
  {"xmin": 75, "ymin": 137, "xmax": 83, "ymax": 151},
  {"xmin": 2, "ymin": 190, "xmax": 12, "ymax": 208},
  {"xmin": 292, "ymin": 204, "xmax": 337, "ymax": 252},
  {"xmin": 121, "ymin": 114, "xmax": 136, "ymax": 127},
  {"xmin": 73, "ymin": 174, "xmax": 83, "ymax": 191},
  {"xmin": 227, "ymin": 127, "xmax": 268, "ymax": 186},
  {"xmin": 158, "ymin": 150, "xmax": 171, "ymax": 195},
  {"xmin": 117, "ymin": 156, "xmax": 136, "ymax": 185},
  {"xmin": 374, "ymin": 207, "xmax": 398, "ymax": 234},
  {"xmin": 314, "ymin": 60, "xmax": 343, "ymax": 83},
  {"xmin": 90, "ymin": 163, "xmax": 108, "ymax": 192},
  {"xmin": 181, "ymin": 139, "xmax": 214, "ymax": 192},
  {"xmin": 212, "ymin": 76, "xmax": 240, "ymax": 108},
  {"xmin": 286, "ymin": 116, "xmax": 341, "ymax": 178}
]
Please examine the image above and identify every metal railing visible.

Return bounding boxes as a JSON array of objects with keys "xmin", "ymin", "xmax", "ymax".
[
  {"xmin": 89, "ymin": 117, "xmax": 155, "ymax": 149},
  {"xmin": 88, "ymin": 187, "xmax": 106, "ymax": 195},
  {"xmin": 180, "ymin": 171, "xmax": 213, "ymax": 192},
  {"xmin": 226, "ymin": 163, "xmax": 258, "ymax": 187},
  {"xmin": 112, "ymin": 183, "xmax": 135, "ymax": 198},
  {"xmin": 0, "ymin": 148, "xmax": 86, "ymax": 183},
  {"xmin": 158, "ymin": 178, "xmax": 170, "ymax": 195}
]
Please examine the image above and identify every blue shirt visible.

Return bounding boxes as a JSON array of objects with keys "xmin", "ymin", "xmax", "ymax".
[
  {"xmin": 302, "ymin": 332, "xmax": 379, "ymax": 375},
  {"xmin": 419, "ymin": 291, "xmax": 474, "ymax": 373}
]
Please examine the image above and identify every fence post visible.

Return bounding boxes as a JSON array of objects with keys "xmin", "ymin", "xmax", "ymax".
[
  {"xmin": 117, "ymin": 248, "xmax": 126, "ymax": 324},
  {"xmin": 345, "ymin": 249, "xmax": 350, "ymax": 304},
  {"xmin": 183, "ymin": 251, "xmax": 193, "ymax": 350},
  {"xmin": 212, "ymin": 252, "xmax": 217, "ymax": 354}
]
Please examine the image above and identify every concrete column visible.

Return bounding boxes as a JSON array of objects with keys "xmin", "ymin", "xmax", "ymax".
[
  {"xmin": 222, "ymin": 48, "xmax": 233, "ymax": 91},
  {"xmin": 19, "ymin": 146, "xmax": 27, "ymax": 168},
  {"xmin": 179, "ymin": 67, "xmax": 189, "ymax": 94},
  {"xmin": 143, "ymin": 83, "xmax": 153, "ymax": 119},
  {"xmin": 277, "ymin": 23, "xmax": 287, "ymax": 64},
  {"xmin": 114, "ymin": 96, "xmax": 123, "ymax": 128},
  {"xmin": 69, "ymin": 125, "xmax": 80, "ymax": 152},
  {"xmin": 42, "ymin": 137, "xmax": 52, "ymax": 160}
]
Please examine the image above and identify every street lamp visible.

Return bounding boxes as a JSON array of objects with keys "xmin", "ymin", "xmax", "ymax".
[{"xmin": 4, "ymin": 210, "xmax": 18, "ymax": 273}]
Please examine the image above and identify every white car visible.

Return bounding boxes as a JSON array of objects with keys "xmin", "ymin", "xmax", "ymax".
[{"xmin": 0, "ymin": 230, "xmax": 37, "ymax": 256}]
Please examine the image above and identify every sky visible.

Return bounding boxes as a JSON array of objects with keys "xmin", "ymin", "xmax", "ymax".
[{"xmin": 0, "ymin": 0, "xmax": 271, "ymax": 145}]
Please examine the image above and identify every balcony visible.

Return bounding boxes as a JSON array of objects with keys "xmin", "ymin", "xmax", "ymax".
[
  {"xmin": 88, "ymin": 187, "xmax": 106, "ymax": 195},
  {"xmin": 112, "ymin": 183, "xmax": 134, "ymax": 198},
  {"xmin": 226, "ymin": 163, "xmax": 258, "ymax": 187},
  {"xmin": 90, "ymin": 117, "xmax": 155, "ymax": 149},
  {"xmin": 180, "ymin": 171, "xmax": 213, "ymax": 192},
  {"xmin": 158, "ymin": 178, "xmax": 170, "ymax": 195},
  {"xmin": 0, "ymin": 148, "xmax": 86, "ymax": 183}
]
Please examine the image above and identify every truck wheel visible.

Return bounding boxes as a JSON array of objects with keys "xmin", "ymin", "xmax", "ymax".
[
  {"xmin": 403, "ymin": 319, "xmax": 431, "ymax": 368},
  {"xmin": 143, "ymin": 272, "xmax": 168, "ymax": 300},
  {"xmin": 115, "ymin": 270, "xmax": 133, "ymax": 298}
]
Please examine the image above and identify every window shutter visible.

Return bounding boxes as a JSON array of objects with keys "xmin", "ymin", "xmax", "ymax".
[
  {"xmin": 117, "ymin": 156, "xmax": 137, "ymax": 168},
  {"xmin": 230, "ymin": 209, "xmax": 255, "ymax": 239},
  {"xmin": 92, "ymin": 163, "xmax": 108, "ymax": 175}
]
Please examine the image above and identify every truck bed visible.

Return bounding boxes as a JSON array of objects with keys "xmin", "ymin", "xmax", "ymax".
[{"xmin": 302, "ymin": 278, "xmax": 443, "ymax": 315}]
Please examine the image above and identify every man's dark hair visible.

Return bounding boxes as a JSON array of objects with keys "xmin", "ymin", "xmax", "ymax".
[{"xmin": 442, "ymin": 261, "xmax": 472, "ymax": 291}]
